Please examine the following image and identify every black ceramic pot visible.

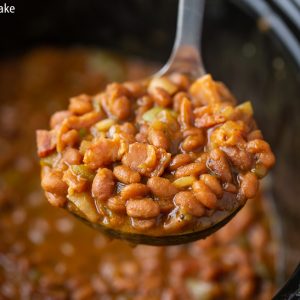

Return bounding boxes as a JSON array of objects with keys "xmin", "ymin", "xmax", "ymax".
[{"xmin": 1, "ymin": 0, "xmax": 300, "ymax": 297}]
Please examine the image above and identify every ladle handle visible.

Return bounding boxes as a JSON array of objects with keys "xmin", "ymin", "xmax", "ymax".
[{"xmin": 158, "ymin": 0, "xmax": 206, "ymax": 77}]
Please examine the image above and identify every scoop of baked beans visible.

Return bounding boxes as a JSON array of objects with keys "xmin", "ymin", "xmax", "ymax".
[{"xmin": 36, "ymin": 73, "xmax": 275, "ymax": 238}]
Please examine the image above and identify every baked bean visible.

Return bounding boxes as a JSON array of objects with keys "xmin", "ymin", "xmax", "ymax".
[
  {"xmin": 113, "ymin": 165, "xmax": 141, "ymax": 184},
  {"xmin": 41, "ymin": 170, "xmax": 68, "ymax": 196},
  {"xmin": 137, "ymin": 95, "xmax": 154, "ymax": 109},
  {"xmin": 120, "ymin": 122, "xmax": 137, "ymax": 135},
  {"xmin": 123, "ymin": 81, "xmax": 146, "ymax": 98},
  {"xmin": 173, "ymin": 92, "xmax": 189, "ymax": 112},
  {"xmin": 200, "ymin": 174, "xmax": 223, "ymax": 198},
  {"xmin": 174, "ymin": 191, "xmax": 205, "ymax": 217},
  {"xmin": 179, "ymin": 97, "xmax": 193, "ymax": 129},
  {"xmin": 247, "ymin": 130, "xmax": 263, "ymax": 141},
  {"xmin": 131, "ymin": 218, "xmax": 156, "ymax": 231},
  {"xmin": 257, "ymin": 152, "xmax": 276, "ymax": 168},
  {"xmin": 84, "ymin": 138, "xmax": 120, "ymax": 169},
  {"xmin": 92, "ymin": 168, "xmax": 115, "ymax": 202},
  {"xmin": 183, "ymin": 127, "xmax": 204, "ymax": 138},
  {"xmin": 107, "ymin": 196, "xmax": 126, "ymax": 213},
  {"xmin": 50, "ymin": 110, "xmax": 72, "ymax": 128},
  {"xmin": 110, "ymin": 96, "xmax": 131, "ymax": 120},
  {"xmin": 126, "ymin": 198, "xmax": 160, "ymax": 218},
  {"xmin": 45, "ymin": 192, "xmax": 66, "ymax": 207},
  {"xmin": 147, "ymin": 177, "xmax": 178, "ymax": 199},
  {"xmin": 63, "ymin": 148, "xmax": 82, "ymax": 165},
  {"xmin": 169, "ymin": 154, "xmax": 193, "ymax": 171},
  {"xmin": 192, "ymin": 180, "xmax": 218, "ymax": 209},
  {"xmin": 150, "ymin": 87, "xmax": 172, "ymax": 107},
  {"xmin": 148, "ymin": 128, "xmax": 169, "ymax": 150},
  {"xmin": 239, "ymin": 172, "xmax": 258, "ymax": 199},
  {"xmin": 175, "ymin": 162, "xmax": 206, "ymax": 178},
  {"xmin": 69, "ymin": 94, "xmax": 93, "ymax": 115},
  {"xmin": 61, "ymin": 129, "xmax": 80, "ymax": 148},
  {"xmin": 106, "ymin": 82, "xmax": 130, "ymax": 100},
  {"xmin": 247, "ymin": 139, "xmax": 275, "ymax": 168},
  {"xmin": 181, "ymin": 135, "xmax": 204, "ymax": 152},
  {"xmin": 247, "ymin": 139, "xmax": 270, "ymax": 154},
  {"xmin": 222, "ymin": 146, "xmax": 252, "ymax": 171},
  {"xmin": 207, "ymin": 149, "xmax": 232, "ymax": 182},
  {"xmin": 157, "ymin": 198, "xmax": 175, "ymax": 213},
  {"xmin": 168, "ymin": 73, "xmax": 190, "ymax": 90},
  {"xmin": 121, "ymin": 183, "xmax": 150, "ymax": 200}
]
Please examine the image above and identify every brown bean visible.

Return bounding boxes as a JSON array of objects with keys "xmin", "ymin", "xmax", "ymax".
[
  {"xmin": 247, "ymin": 139, "xmax": 271, "ymax": 154},
  {"xmin": 92, "ymin": 168, "xmax": 115, "ymax": 202},
  {"xmin": 61, "ymin": 129, "xmax": 80, "ymax": 148},
  {"xmin": 41, "ymin": 170, "xmax": 68, "ymax": 196},
  {"xmin": 63, "ymin": 148, "xmax": 82, "ymax": 165},
  {"xmin": 239, "ymin": 172, "xmax": 258, "ymax": 199},
  {"xmin": 126, "ymin": 198, "xmax": 160, "ymax": 218},
  {"xmin": 121, "ymin": 183, "xmax": 150, "ymax": 200},
  {"xmin": 174, "ymin": 191, "xmax": 205, "ymax": 217},
  {"xmin": 179, "ymin": 97, "xmax": 193, "ymax": 129},
  {"xmin": 120, "ymin": 122, "xmax": 137, "ymax": 135},
  {"xmin": 173, "ymin": 92, "xmax": 189, "ymax": 112},
  {"xmin": 169, "ymin": 154, "xmax": 193, "ymax": 171},
  {"xmin": 107, "ymin": 196, "xmax": 126, "ymax": 213},
  {"xmin": 207, "ymin": 149, "xmax": 232, "ymax": 182},
  {"xmin": 123, "ymin": 81, "xmax": 146, "ymax": 98},
  {"xmin": 222, "ymin": 146, "xmax": 253, "ymax": 171},
  {"xmin": 113, "ymin": 165, "xmax": 141, "ymax": 184},
  {"xmin": 168, "ymin": 73, "xmax": 190, "ymax": 90},
  {"xmin": 200, "ymin": 174, "xmax": 223, "ymax": 198},
  {"xmin": 45, "ymin": 192, "xmax": 66, "ymax": 207},
  {"xmin": 69, "ymin": 94, "xmax": 93, "ymax": 115},
  {"xmin": 148, "ymin": 129, "xmax": 169, "ymax": 150},
  {"xmin": 192, "ymin": 180, "xmax": 218, "ymax": 209},
  {"xmin": 50, "ymin": 110, "xmax": 72, "ymax": 128},
  {"xmin": 150, "ymin": 87, "xmax": 172, "ymax": 107},
  {"xmin": 131, "ymin": 218, "xmax": 156, "ymax": 231},
  {"xmin": 181, "ymin": 135, "xmax": 205, "ymax": 152},
  {"xmin": 157, "ymin": 198, "xmax": 174, "ymax": 213},
  {"xmin": 110, "ymin": 96, "xmax": 131, "ymax": 120},
  {"xmin": 247, "ymin": 139, "xmax": 275, "ymax": 168},
  {"xmin": 257, "ymin": 152, "xmax": 276, "ymax": 168},
  {"xmin": 247, "ymin": 130, "xmax": 263, "ymax": 141},
  {"xmin": 175, "ymin": 162, "xmax": 206, "ymax": 178},
  {"xmin": 147, "ymin": 177, "xmax": 178, "ymax": 198}
]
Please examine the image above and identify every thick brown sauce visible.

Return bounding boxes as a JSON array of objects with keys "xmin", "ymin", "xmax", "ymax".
[{"xmin": 0, "ymin": 48, "xmax": 277, "ymax": 299}]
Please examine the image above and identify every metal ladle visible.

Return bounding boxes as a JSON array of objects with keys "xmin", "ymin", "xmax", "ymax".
[{"xmin": 74, "ymin": 0, "xmax": 243, "ymax": 245}]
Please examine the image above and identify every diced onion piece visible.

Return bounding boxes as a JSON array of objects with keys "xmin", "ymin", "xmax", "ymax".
[
  {"xmin": 68, "ymin": 193, "xmax": 99, "ymax": 222},
  {"xmin": 79, "ymin": 140, "xmax": 92, "ymax": 155},
  {"xmin": 148, "ymin": 77, "xmax": 178, "ymax": 95},
  {"xmin": 236, "ymin": 101, "xmax": 253, "ymax": 116},
  {"xmin": 252, "ymin": 164, "xmax": 267, "ymax": 178},
  {"xmin": 172, "ymin": 176, "xmax": 196, "ymax": 188},
  {"xmin": 95, "ymin": 119, "xmax": 116, "ymax": 132},
  {"xmin": 70, "ymin": 165, "xmax": 95, "ymax": 181},
  {"xmin": 142, "ymin": 107, "xmax": 164, "ymax": 123}
]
